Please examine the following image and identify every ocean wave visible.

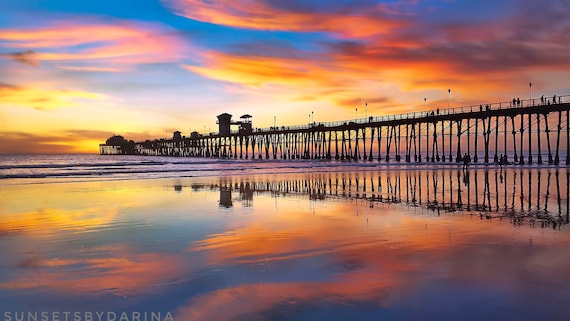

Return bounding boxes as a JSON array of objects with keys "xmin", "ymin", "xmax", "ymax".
[
  {"xmin": 0, "ymin": 161, "xmax": 168, "ymax": 170},
  {"xmin": 2, "ymin": 154, "xmax": 526, "ymax": 184}
]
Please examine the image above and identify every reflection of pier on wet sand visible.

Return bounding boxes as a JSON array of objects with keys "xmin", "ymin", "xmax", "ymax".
[
  {"xmin": 103, "ymin": 96, "xmax": 570, "ymax": 165},
  {"xmin": 186, "ymin": 169, "xmax": 569, "ymax": 229}
]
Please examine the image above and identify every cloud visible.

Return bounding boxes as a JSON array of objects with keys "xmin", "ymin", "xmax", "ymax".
[
  {"xmin": 0, "ymin": 19, "xmax": 188, "ymax": 70},
  {"xmin": 162, "ymin": 0, "xmax": 406, "ymax": 37},
  {"xmin": 0, "ymin": 129, "xmax": 166, "ymax": 154},
  {"xmin": 177, "ymin": 0, "xmax": 570, "ymax": 115},
  {"xmin": 183, "ymin": 51, "xmax": 343, "ymax": 88},
  {"xmin": 0, "ymin": 83, "xmax": 104, "ymax": 110},
  {"xmin": 0, "ymin": 82, "xmax": 18, "ymax": 90},
  {"xmin": 56, "ymin": 65, "xmax": 123, "ymax": 72},
  {"xmin": 336, "ymin": 96, "xmax": 394, "ymax": 108},
  {"xmin": 0, "ymin": 50, "xmax": 39, "ymax": 66},
  {"xmin": 0, "ymin": 130, "xmax": 113, "ymax": 154}
]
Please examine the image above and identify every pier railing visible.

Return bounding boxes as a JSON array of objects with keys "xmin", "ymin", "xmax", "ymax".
[{"xmin": 250, "ymin": 95, "xmax": 570, "ymax": 134}]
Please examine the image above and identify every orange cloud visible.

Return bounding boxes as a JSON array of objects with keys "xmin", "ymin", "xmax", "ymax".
[
  {"xmin": 169, "ymin": 0, "xmax": 570, "ymax": 119},
  {"xmin": 183, "ymin": 51, "xmax": 344, "ymax": 88},
  {"xmin": 181, "ymin": 48, "xmax": 441, "ymax": 115},
  {"xmin": 0, "ymin": 130, "xmax": 112, "ymax": 154},
  {"xmin": 163, "ymin": 0, "xmax": 405, "ymax": 37},
  {"xmin": 182, "ymin": 34, "xmax": 558, "ymax": 117},
  {"xmin": 0, "ymin": 19, "xmax": 187, "ymax": 68}
]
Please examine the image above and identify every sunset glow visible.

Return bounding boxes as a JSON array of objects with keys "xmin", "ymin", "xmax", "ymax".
[{"xmin": 1, "ymin": 0, "xmax": 569, "ymax": 153}]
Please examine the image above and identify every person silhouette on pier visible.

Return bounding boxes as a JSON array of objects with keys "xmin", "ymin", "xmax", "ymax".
[
  {"xmin": 541, "ymin": 95, "xmax": 544, "ymax": 105},
  {"xmin": 462, "ymin": 153, "xmax": 471, "ymax": 170}
]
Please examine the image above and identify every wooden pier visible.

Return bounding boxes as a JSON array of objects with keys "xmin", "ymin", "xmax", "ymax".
[{"xmin": 101, "ymin": 95, "xmax": 570, "ymax": 165}]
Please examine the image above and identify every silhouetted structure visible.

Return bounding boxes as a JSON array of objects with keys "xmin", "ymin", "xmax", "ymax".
[
  {"xmin": 217, "ymin": 113, "xmax": 233, "ymax": 135},
  {"xmin": 99, "ymin": 135, "xmax": 135, "ymax": 155},
  {"xmin": 101, "ymin": 95, "xmax": 570, "ymax": 165},
  {"xmin": 239, "ymin": 114, "xmax": 253, "ymax": 134}
]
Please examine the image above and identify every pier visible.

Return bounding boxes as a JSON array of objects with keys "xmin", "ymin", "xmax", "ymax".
[{"xmin": 101, "ymin": 95, "xmax": 570, "ymax": 165}]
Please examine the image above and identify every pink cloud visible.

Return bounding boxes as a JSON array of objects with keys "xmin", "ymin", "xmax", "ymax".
[{"xmin": 0, "ymin": 19, "xmax": 188, "ymax": 69}]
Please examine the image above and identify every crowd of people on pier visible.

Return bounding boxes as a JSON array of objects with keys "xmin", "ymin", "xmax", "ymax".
[{"xmin": 512, "ymin": 94, "xmax": 561, "ymax": 107}]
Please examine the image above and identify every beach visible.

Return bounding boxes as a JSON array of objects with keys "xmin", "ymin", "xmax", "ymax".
[
  {"xmin": 1, "ymin": 156, "xmax": 570, "ymax": 321},
  {"xmin": 3, "ymin": 0, "xmax": 570, "ymax": 319}
]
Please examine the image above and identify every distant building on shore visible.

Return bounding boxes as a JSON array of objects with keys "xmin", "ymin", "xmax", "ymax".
[{"xmin": 99, "ymin": 135, "xmax": 135, "ymax": 155}]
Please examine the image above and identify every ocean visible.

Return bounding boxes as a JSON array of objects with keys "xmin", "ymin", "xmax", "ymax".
[
  {"xmin": 1, "ymin": 154, "xmax": 569, "ymax": 321},
  {"xmin": 0, "ymin": 154, "xmax": 401, "ymax": 182}
]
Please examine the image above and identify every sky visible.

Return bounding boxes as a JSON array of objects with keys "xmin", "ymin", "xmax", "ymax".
[{"xmin": 1, "ymin": 0, "xmax": 569, "ymax": 154}]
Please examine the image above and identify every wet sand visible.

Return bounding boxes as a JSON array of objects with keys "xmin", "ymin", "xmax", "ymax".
[{"xmin": 1, "ymin": 168, "xmax": 569, "ymax": 321}]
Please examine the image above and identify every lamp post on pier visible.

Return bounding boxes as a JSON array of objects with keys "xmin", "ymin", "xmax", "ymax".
[
  {"xmin": 448, "ymin": 88, "xmax": 451, "ymax": 109},
  {"xmin": 529, "ymin": 82, "xmax": 532, "ymax": 106}
]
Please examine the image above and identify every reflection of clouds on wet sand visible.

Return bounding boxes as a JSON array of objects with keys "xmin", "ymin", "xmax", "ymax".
[
  {"xmin": 0, "ymin": 207, "xmax": 119, "ymax": 238},
  {"xmin": 1, "ymin": 171, "xmax": 569, "ymax": 319},
  {"xmin": 0, "ymin": 179, "xmax": 201, "ymax": 298},
  {"xmin": 1, "ymin": 251, "xmax": 185, "ymax": 295},
  {"xmin": 180, "ymin": 200, "xmax": 570, "ymax": 321},
  {"xmin": 175, "ymin": 281, "xmax": 391, "ymax": 321},
  {"xmin": 179, "ymin": 207, "xmax": 429, "ymax": 320}
]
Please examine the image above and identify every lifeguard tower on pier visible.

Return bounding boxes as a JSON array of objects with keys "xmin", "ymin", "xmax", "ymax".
[{"xmin": 217, "ymin": 113, "xmax": 253, "ymax": 135}]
